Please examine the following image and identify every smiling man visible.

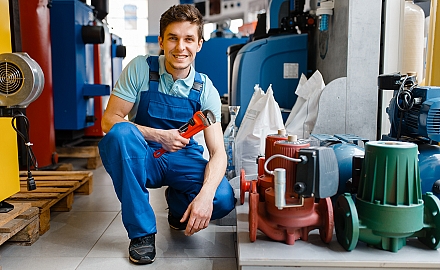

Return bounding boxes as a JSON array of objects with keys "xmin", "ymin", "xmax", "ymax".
[{"xmin": 98, "ymin": 4, "xmax": 236, "ymax": 265}]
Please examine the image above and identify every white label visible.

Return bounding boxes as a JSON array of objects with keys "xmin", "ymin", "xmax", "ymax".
[{"xmin": 284, "ymin": 63, "xmax": 299, "ymax": 79}]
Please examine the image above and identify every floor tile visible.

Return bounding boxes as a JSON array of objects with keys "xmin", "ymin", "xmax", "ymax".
[
  {"xmin": 71, "ymin": 185, "xmax": 121, "ymax": 212},
  {"xmin": 0, "ymin": 211, "xmax": 118, "ymax": 258},
  {"xmin": 0, "ymin": 160, "xmax": 238, "ymax": 270},
  {"xmin": 0, "ymin": 256, "xmax": 84, "ymax": 270},
  {"xmin": 77, "ymin": 257, "xmax": 237, "ymax": 270}
]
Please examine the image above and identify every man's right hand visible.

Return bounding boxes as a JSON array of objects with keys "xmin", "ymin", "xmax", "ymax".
[{"xmin": 157, "ymin": 129, "xmax": 190, "ymax": 152}]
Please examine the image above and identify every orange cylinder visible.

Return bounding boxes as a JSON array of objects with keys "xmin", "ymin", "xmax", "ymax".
[
  {"xmin": 265, "ymin": 129, "xmax": 288, "ymax": 171},
  {"xmin": 19, "ymin": 0, "xmax": 57, "ymax": 168}
]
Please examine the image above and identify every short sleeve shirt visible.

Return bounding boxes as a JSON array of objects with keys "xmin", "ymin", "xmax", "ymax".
[{"xmin": 112, "ymin": 55, "xmax": 222, "ymax": 123}]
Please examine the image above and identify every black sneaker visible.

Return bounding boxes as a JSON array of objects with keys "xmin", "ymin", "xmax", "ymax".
[
  {"xmin": 129, "ymin": 234, "xmax": 156, "ymax": 264},
  {"xmin": 168, "ymin": 212, "xmax": 187, "ymax": 230}
]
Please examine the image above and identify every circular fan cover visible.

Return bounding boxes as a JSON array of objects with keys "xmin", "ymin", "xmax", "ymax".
[
  {"xmin": 0, "ymin": 52, "xmax": 44, "ymax": 107},
  {"xmin": 0, "ymin": 61, "xmax": 24, "ymax": 95}
]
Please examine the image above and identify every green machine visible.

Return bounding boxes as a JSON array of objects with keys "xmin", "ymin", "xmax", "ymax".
[{"xmin": 335, "ymin": 141, "xmax": 440, "ymax": 252}]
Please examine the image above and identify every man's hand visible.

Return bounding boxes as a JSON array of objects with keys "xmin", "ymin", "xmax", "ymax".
[
  {"xmin": 180, "ymin": 192, "xmax": 214, "ymax": 236},
  {"xmin": 157, "ymin": 129, "xmax": 190, "ymax": 152}
]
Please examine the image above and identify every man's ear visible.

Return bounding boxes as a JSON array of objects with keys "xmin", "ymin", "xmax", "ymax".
[
  {"xmin": 158, "ymin": 36, "xmax": 163, "ymax": 50},
  {"xmin": 197, "ymin": 38, "xmax": 203, "ymax": 52}
]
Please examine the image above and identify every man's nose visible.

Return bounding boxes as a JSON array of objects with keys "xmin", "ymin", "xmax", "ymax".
[{"xmin": 176, "ymin": 39, "xmax": 185, "ymax": 51}]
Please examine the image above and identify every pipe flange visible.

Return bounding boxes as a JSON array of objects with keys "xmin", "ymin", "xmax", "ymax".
[
  {"xmin": 335, "ymin": 193, "xmax": 359, "ymax": 251},
  {"xmin": 318, "ymin": 197, "xmax": 334, "ymax": 243},
  {"xmin": 418, "ymin": 192, "xmax": 440, "ymax": 249},
  {"xmin": 240, "ymin": 169, "xmax": 249, "ymax": 205}
]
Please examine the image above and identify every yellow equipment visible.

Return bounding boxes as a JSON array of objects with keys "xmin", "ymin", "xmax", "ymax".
[
  {"xmin": 0, "ymin": 0, "xmax": 12, "ymax": 53},
  {"xmin": 0, "ymin": 118, "xmax": 20, "ymax": 209},
  {"xmin": 0, "ymin": 0, "xmax": 44, "ymax": 211},
  {"xmin": 0, "ymin": 0, "xmax": 16, "ymax": 211}
]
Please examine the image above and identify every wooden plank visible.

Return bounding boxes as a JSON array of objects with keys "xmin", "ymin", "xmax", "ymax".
[
  {"xmin": 0, "ymin": 207, "xmax": 39, "ymax": 246},
  {"xmin": 0, "ymin": 203, "xmax": 31, "ymax": 227},
  {"xmin": 75, "ymin": 174, "xmax": 94, "ymax": 195},
  {"xmin": 20, "ymin": 175, "xmax": 88, "ymax": 181},
  {"xmin": 87, "ymin": 156, "xmax": 102, "ymax": 170},
  {"xmin": 56, "ymin": 139, "xmax": 102, "ymax": 169},
  {"xmin": 8, "ymin": 215, "xmax": 39, "ymax": 246},
  {"xmin": 20, "ymin": 182, "xmax": 77, "ymax": 189},
  {"xmin": 19, "ymin": 187, "xmax": 71, "ymax": 193},
  {"xmin": 56, "ymin": 145, "xmax": 99, "ymax": 158},
  {"xmin": 0, "ymin": 208, "xmax": 38, "ymax": 233},
  {"xmin": 56, "ymin": 163, "xmax": 74, "ymax": 171},
  {"xmin": 10, "ymin": 193, "xmax": 64, "ymax": 199},
  {"xmin": 8, "ymin": 200, "xmax": 51, "ymax": 209},
  {"xmin": 51, "ymin": 192, "xmax": 74, "ymax": 212},
  {"xmin": 6, "ymin": 171, "xmax": 93, "ymax": 235},
  {"xmin": 19, "ymin": 171, "xmax": 93, "ymax": 177},
  {"xmin": 38, "ymin": 209, "xmax": 50, "ymax": 235}
]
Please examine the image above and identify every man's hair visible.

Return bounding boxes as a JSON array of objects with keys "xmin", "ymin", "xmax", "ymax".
[{"xmin": 160, "ymin": 4, "xmax": 204, "ymax": 41}]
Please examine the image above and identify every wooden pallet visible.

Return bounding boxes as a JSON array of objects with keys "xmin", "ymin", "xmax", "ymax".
[
  {"xmin": 56, "ymin": 138, "xmax": 102, "ymax": 169},
  {"xmin": 0, "ymin": 203, "xmax": 39, "ymax": 246},
  {"xmin": 6, "ymin": 171, "xmax": 93, "ymax": 235}
]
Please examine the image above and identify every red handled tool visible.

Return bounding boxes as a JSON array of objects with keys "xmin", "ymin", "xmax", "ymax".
[{"xmin": 153, "ymin": 110, "xmax": 216, "ymax": 158}]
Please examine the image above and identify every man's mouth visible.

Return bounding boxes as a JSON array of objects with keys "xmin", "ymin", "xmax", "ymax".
[{"xmin": 173, "ymin": 55, "xmax": 188, "ymax": 59}]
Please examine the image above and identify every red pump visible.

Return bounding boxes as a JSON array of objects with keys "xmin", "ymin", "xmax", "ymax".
[{"xmin": 240, "ymin": 134, "xmax": 336, "ymax": 245}]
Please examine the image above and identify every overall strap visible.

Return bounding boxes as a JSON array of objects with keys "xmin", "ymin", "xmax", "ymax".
[
  {"xmin": 192, "ymin": 71, "xmax": 203, "ymax": 92},
  {"xmin": 147, "ymin": 55, "xmax": 204, "ymax": 92},
  {"xmin": 147, "ymin": 56, "xmax": 159, "ymax": 92}
]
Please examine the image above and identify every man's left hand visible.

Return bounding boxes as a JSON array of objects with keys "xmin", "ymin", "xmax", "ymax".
[{"xmin": 180, "ymin": 192, "xmax": 213, "ymax": 236}]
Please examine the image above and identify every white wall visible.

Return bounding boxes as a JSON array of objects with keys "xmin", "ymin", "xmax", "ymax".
[
  {"xmin": 107, "ymin": 0, "xmax": 149, "ymax": 66},
  {"xmin": 313, "ymin": 0, "xmax": 382, "ymax": 141},
  {"xmin": 148, "ymin": 0, "xmax": 179, "ymax": 36}
]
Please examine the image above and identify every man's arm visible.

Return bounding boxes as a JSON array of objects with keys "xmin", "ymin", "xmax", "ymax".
[
  {"xmin": 180, "ymin": 121, "xmax": 226, "ymax": 236},
  {"xmin": 101, "ymin": 94, "xmax": 134, "ymax": 133},
  {"xmin": 102, "ymin": 94, "xmax": 189, "ymax": 152}
]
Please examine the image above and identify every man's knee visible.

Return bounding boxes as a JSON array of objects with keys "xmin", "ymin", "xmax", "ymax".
[
  {"xmin": 106, "ymin": 122, "xmax": 138, "ymax": 140},
  {"xmin": 212, "ymin": 182, "xmax": 236, "ymax": 219}
]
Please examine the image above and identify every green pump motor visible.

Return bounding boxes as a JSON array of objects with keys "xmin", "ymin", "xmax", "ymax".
[{"xmin": 334, "ymin": 141, "xmax": 440, "ymax": 252}]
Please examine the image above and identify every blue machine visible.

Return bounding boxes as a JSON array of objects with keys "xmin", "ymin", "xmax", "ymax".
[
  {"xmin": 380, "ymin": 73, "xmax": 440, "ymax": 198},
  {"xmin": 230, "ymin": 33, "xmax": 308, "ymax": 126},
  {"xmin": 195, "ymin": 37, "xmax": 248, "ymax": 98},
  {"xmin": 419, "ymin": 144, "xmax": 440, "ymax": 196},
  {"xmin": 50, "ymin": 0, "xmax": 110, "ymax": 131},
  {"xmin": 111, "ymin": 33, "xmax": 126, "ymax": 89},
  {"xmin": 267, "ymin": 0, "xmax": 290, "ymax": 30},
  {"xmin": 310, "ymin": 134, "xmax": 366, "ymax": 202}
]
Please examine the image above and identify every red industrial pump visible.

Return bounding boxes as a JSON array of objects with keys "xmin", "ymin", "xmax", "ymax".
[{"xmin": 240, "ymin": 132, "xmax": 338, "ymax": 245}]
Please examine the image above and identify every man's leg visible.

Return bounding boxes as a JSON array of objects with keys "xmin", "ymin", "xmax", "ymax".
[
  {"xmin": 98, "ymin": 122, "xmax": 165, "ymax": 264},
  {"xmin": 164, "ymin": 146, "xmax": 236, "ymax": 224}
]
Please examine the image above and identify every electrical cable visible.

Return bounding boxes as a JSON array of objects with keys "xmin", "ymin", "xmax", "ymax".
[
  {"xmin": 11, "ymin": 111, "xmax": 38, "ymax": 191},
  {"xmin": 394, "ymin": 75, "xmax": 417, "ymax": 140}
]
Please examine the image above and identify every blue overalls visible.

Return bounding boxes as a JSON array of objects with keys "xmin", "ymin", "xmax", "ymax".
[{"xmin": 98, "ymin": 56, "xmax": 235, "ymax": 239}]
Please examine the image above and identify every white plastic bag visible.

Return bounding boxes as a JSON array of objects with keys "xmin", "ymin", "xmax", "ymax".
[
  {"xmin": 193, "ymin": 131, "xmax": 209, "ymax": 160},
  {"xmin": 234, "ymin": 84, "xmax": 284, "ymax": 176},
  {"xmin": 285, "ymin": 70, "xmax": 325, "ymax": 139}
]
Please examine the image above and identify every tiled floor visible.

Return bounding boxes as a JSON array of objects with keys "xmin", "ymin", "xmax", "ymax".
[{"xmin": 0, "ymin": 159, "xmax": 237, "ymax": 270}]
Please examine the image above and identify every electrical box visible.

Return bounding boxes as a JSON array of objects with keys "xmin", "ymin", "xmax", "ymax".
[{"xmin": 0, "ymin": 117, "xmax": 20, "ymax": 203}]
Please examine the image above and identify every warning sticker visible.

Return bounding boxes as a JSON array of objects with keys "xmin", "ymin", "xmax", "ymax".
[{"xmin": 283, "ymin": 63, "xmax": 299, "ymax": 79}]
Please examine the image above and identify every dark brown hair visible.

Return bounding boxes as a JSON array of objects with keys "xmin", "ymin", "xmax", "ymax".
[{"xmin": 160, "ymin": 4, "xmax": 204, "ymax": 41}]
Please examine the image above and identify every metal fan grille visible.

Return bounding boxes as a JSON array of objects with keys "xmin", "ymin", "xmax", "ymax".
[
  {"xmin": 0, "ymin": 61, "xmax": 24, "ymax": 95},
  {"xmin": 427, "ymin": 107, "xmax": 440, "ymax": 135}
]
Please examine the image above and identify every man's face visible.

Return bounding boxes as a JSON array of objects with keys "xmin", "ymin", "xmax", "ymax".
[{"xmin": 159, "ymin": 21, "xmax": 203, "ymax": 80}]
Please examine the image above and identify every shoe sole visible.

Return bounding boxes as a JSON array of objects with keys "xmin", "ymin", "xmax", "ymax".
[
  {"xmin": 169, "ymin": 224, "xmax": 186, "ymax": 230},
  {"xmin": 129, "ymin": 255, "xmax": 155, "ymax": 265}
]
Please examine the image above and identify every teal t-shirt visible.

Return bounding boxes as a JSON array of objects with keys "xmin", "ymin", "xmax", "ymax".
[{"xmin": 112, "ymin": 55, "xmax": 222, "ymax": 123}]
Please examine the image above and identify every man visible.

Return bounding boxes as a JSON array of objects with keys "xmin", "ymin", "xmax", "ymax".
[{"xmin": 98, "ymin": 4, "xmax": 236, "ymax": 265}]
